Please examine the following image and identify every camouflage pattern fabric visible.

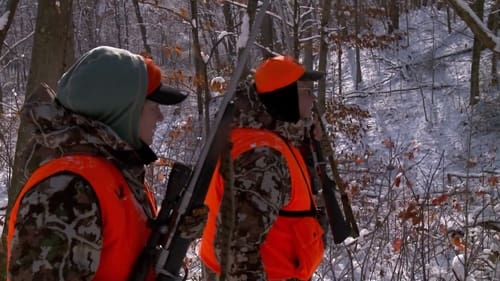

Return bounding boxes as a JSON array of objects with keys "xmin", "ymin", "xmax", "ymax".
[
  {"xmin": 9, "ymin": 174, "xmax": 101, "ymax": 281},
  {"xmin": 8, "ymin": 86, "xmax": 155, "ymax": 280},
  {"xmin": 202, "ymin": 81, "xmax": 316, "ymax": 281}
]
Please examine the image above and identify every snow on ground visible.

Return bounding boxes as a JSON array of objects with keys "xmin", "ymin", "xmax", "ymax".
[{"xmin": 344, "ymin": 7, "xmax": 499, "ymax": 177}]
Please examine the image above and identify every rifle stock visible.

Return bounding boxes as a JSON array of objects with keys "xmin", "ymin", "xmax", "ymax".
[{"xmin": 303, "ymin": 132, "xmax": 351, "ymax": 244}]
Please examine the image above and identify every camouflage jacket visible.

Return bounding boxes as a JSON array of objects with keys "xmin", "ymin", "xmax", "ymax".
[
  {"xmin": 206, "ymin": 82, "xmax": 313, "ymax": 281},
  {"xmin": 8, "ymin": 85, "xmax": 156, "ymax": 281}
]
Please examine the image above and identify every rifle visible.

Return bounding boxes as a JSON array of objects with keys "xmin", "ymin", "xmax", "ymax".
[
  {"xmin": 303, "ymin": 126, "xmax": 352, "ymax": 244},
  {"xmin": 312, "ymin": 103, "xmax": 360, "ymax": 240},
  {"xmin": 128, "ymin": 1, "xmax": 271, "ymax": 280}
]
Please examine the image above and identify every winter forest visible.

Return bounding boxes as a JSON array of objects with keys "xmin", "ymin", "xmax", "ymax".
[{"xmin": 0, "ymin": 0, "xmax": 499, "ymax": 280}]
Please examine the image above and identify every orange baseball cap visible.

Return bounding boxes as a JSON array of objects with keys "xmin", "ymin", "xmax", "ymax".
[
  {"xmin": 143, "ymin": 58, "xmax": 187, "ymax": 105},
  {"xmin": 254, "ymin": 55, "xmax": 324, "ymax": 94}
]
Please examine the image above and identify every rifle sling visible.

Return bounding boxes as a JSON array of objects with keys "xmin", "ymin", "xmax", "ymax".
[{"xmin": 279, "ymin": 209, "xmax": 318, "ymax": 217}]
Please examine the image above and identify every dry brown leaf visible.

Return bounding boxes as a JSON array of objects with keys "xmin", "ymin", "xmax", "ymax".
[
  {"xmin": 383, "ymin": 139, "xmax": 394, "ymax": 148},
  {"xmin": 393, "ymin": 237, "xmax": 402, "ymax": 252},
  {"xmin": 431, "ymin": 194, "xmax": 449, "ymax": 206}
]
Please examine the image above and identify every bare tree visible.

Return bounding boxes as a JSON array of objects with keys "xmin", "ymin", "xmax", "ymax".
[
  {"xmin": 132, "ymin": 0, "xmax": 151, "ymax": 54},
  {"xmin": 446, "ymin": 0, "xmax": 500, "ymax": 53},
  {"xmin": 222, "ymin": 2, "xmax": 237, "ymax": 61},
  {"xmin": 0, "ymin": 1, "xmax": 20, "ymax": 46},
  {"xmin": 260, "ymin": 9, "xmax": 274, "ymax": 58},
  {"xmin": 0, "ymin": 0, "xmax": 21, "ymax": 114},
  {"xmin": 487, "ymin": 0, "xmax": 499, "ymax": 85},
  {"xmin": 317, "ymin": 0, "xmax": 333, "ymax": 111},
  {"xmin": 241, "ymin": 0, "xmax": 257, "ymax": 76},
  {"xmin": 302, "ymin": 1, "xmax": 315, "ymax": 68},
  {"xmin": 354, "ymin": 0, "xmax": 362, "ymax": 88},
  {"xmin": 189, "ymin": 0, "xmax": 210, "ymax": 137},
  {"xmin": 388, "ymin": 0, "xmax": 400, "ymax": 33},
  {"xmin": 469, "ymin": 0, "xmax": 484, "ymax": 105}
]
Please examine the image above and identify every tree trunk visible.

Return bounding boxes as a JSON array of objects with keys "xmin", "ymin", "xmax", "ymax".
[
  {"xmin": 123, "ymin": 0, "xmax": 130, "ymax": 49},
  {"xmin": 222, "ymin": 2, "xmax": 236, "ymax": 63},
  {"xmin": 189, "ymin": 0, "xmax": 210, "ymax": 138},
  {"xmin": 132, "ymin": 0, "xmax": 151, "ymax": 55},
  {"xmin": 487, "ymin": 0, "xmax": 499, "ymax": 86},
  {"xmin": 388, "ymin": 0, "xmax": 400, "ymax": 33},
  {"xmin": 205, "ymin": 4, "xmax": 222, "ymax": 71},
  {"xmin": 10, "ymin": 0, "xmax": 75, "ymax": 214},
  {"xmin": 318, "ymin": 0, "xmax": 333, "ymax": 112},
  {"xmin": 446, "ymin": 5, "xmax": 452, "ymax": 33},
  {"xmin": 291, "ymin": 0, "xmax": 299, "ymax": 57},
  {"xmin": 1, "ymin": 0, "xmax": 74, "ymax": 279},
  {"xmin": 0, "ymin": 0, "xmax": 21, "ymax": 114},
  {"xmin": 261, "ymin": 12, "xmax": 274, "ymax": 58},
  {"xmin": 112, "ymin": 0, "xmax": 123, "ymax": 48},
  {"xmin": 469, "ymin": 0, "xmax": 484, "ymax": 106},
  {"xmin": 354, "ymin": 0, "xmax": 362, "ymax": 88},
  {"xmin": 302, "ymin": 1, "xmax": 314, "ymax": 69},
  {"xmin": 240, "ymin": 0, "xmax": 256, "ymax": 77}
]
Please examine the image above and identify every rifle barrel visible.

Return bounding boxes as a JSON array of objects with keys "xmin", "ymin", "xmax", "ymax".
[{"xmin": 313, "ymin": 140, "xmax": 351, "ymax": 244}]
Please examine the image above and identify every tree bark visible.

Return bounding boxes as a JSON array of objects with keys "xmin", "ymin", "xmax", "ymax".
[
  {"xmin": 318, "ymin": 0, "xmax": 332, "ymax": 112},
  {"xmin": 240, "ymin": 0, "xmax": 256, "ymax": 77},
  {"xmin": 260, "ymin": 11, "xmax": 274, "ymax": 58},
  {"xmin": 388, "ymin": 0, "xmax": 400, "ymax": 33},
  {"xmin": 354, "ymin": 0, "xmax": 362, "ymax": 88},
  {"xmin": 302, "ymin": 1, "xmax": 314, "ymax": 69},
  {"xmin": 132, "ymin": 0, "xmax": 151, "ymax": 55},
  {"xmin": 487, "ymin": 0, "xmax": 499, "ymax": 85},
  {"xmin": 189, "ymin": 0, "xmax": 209, "ymax": 138},
  {"xmin": 291, "ymin": 0, "xmax": 299, "ymax": 57},
  {"xmin": 469, "ymin": 0, "xmax": 484, "ymax": 106},
  {"xmin": 222, "ymin": 2, "xmax": 236, "ymax": 63}
]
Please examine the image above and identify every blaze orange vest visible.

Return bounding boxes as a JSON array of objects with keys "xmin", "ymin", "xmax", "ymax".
[
  {"xmin": 199, "ymin": 128, "xmax": 324, "ymax": 281},
  {"xmin": 6, "ymin": 155, "xmax": 157, "ymax": 281}
]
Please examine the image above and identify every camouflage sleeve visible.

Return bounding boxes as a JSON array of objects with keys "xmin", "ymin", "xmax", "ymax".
[
  {"xmin": 9, "ymin": 173, "xmax": 102, "ymax": 281},
  {"xmin": 215, "ymin": 146, "xmax": 291, "ymax": 281}
]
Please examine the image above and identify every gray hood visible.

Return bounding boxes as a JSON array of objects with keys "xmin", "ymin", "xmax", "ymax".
[{"xmin": 56, "ymin": 46, "xmax": 148, "ymax": 149}]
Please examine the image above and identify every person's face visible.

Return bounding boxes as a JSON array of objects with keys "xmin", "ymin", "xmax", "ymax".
[
  {"xmin": 139, "ymin": 100, "xmax": 164, "ymax": 145},
  {"xmin": 297, "ymin": 81, "xmax": 315, "ymax": 119}
]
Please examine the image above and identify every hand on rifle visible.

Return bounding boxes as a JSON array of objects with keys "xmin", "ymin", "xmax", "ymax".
[{"xmin": 178, "ymin": 204, "xmax": 209, "ymax": 239}]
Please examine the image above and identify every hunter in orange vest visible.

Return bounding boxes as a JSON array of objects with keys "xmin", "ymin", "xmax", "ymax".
[
  {"xmin": 199, "ymin": 55, "xmax": 326, "ymax": 281},
  {"xmin": 6, "ymin": 46, "xmax": 192, "ymax": 281}
]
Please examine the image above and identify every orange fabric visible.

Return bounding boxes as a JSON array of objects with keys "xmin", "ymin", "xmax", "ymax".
[
  {"xmin": 144, "ymin": 58, "xmax": 162, "ymax": 95},
  {"xmin": 199, "ymin": 128, "xmax": 324, "ymax": 281},
  {"xmin": 254, "ymin": 55, "xmax": 305, "ymax": 93},
  {"xmin": 6, "ymin": 155, "xmax": 156, "ymax": 281}
]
